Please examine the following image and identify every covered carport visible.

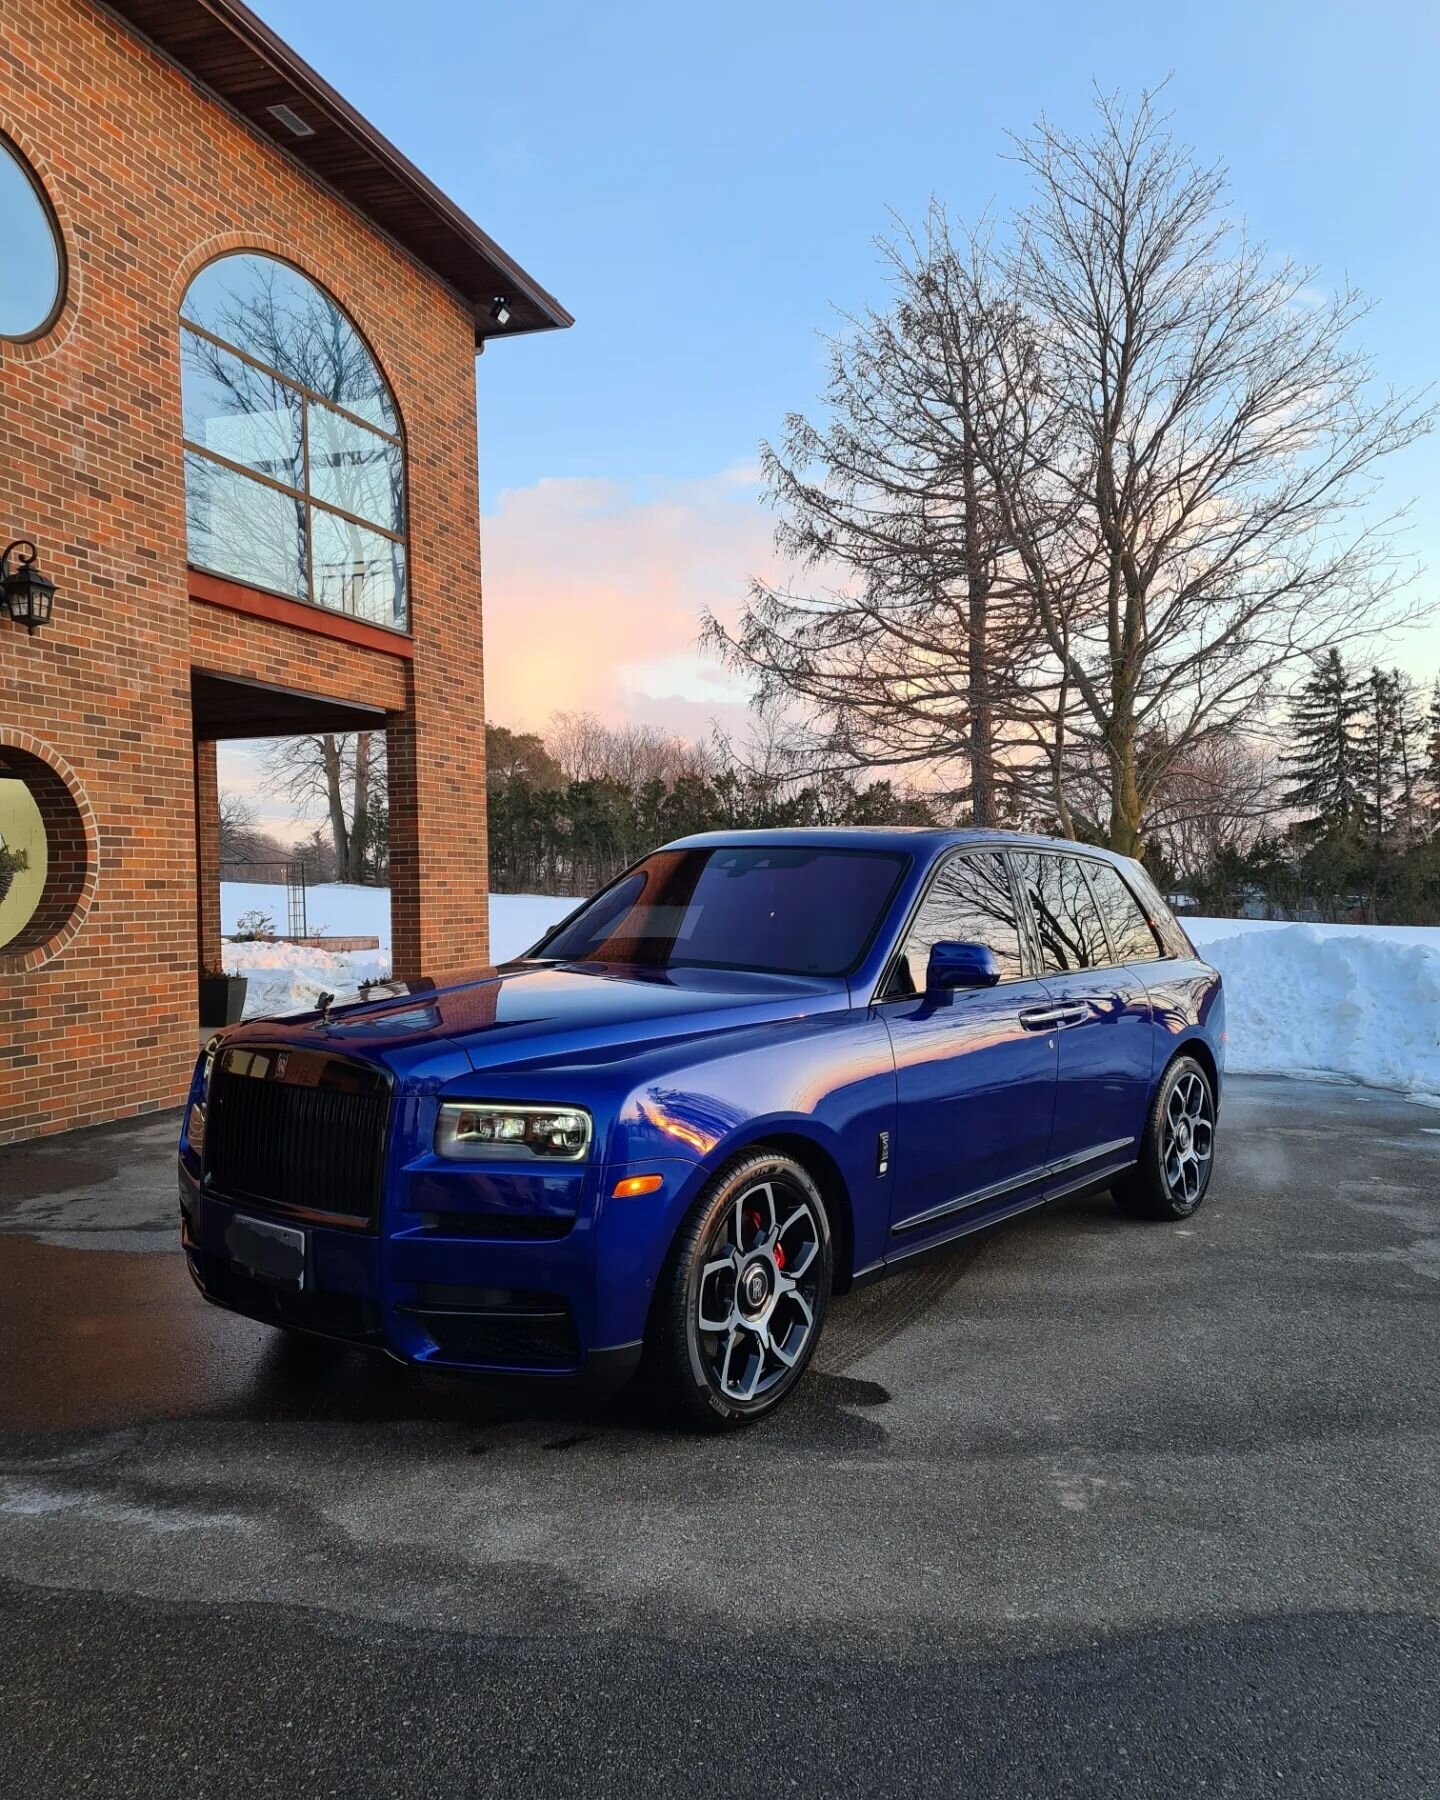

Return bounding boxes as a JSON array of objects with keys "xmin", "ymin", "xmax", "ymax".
[{"xmin": 190, "ymin": 668, "xmax": 392, "ymax": 992}]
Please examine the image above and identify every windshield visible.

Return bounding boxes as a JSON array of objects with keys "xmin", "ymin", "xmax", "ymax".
[{"xmin": 531, "ymin": 846, "xmax": 909, "ymax": 977}]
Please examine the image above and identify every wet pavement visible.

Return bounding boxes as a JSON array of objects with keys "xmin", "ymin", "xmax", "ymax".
[{"xmin": 0, "ymin": 1077, "xmax": 1437, "ymax": 1796}]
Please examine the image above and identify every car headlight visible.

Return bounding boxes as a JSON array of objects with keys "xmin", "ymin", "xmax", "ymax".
[
  {"xmin": 186, "ymin": 1034, "xmax": 224, "ymax": 1159},
  {"xmin": 435, "ymin": 1102, "xmax": 592, "ymax": 1162}
]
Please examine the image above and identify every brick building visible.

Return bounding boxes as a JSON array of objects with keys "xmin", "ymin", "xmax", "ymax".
[{"xmin": 0, "ymin": 0, "xmax": 569, "ymax": 1143}]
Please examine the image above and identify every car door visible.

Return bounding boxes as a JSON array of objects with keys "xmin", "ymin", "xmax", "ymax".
[
  {"xmin": 879, "ymin": 849, "xmax": 1059, "ymax": 1250},
  {"xmin": 1008, "ymin": 850, "xmax": 1155, "ymax": 1194}
]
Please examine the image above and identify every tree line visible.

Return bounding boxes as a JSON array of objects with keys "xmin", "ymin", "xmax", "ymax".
[
  {"xmin": 1174, "ymin": 651, "xmax": 1440, "ymax": 924},
  {"xmin": 221, "ymin": 668, "xmax": 1439, "ymax": 920},
  {"xmin": 485, "ymin": 716, "xmax": 937, "ymax": 896}
]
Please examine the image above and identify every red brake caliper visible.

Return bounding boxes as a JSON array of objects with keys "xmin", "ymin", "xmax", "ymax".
[{"xmin": 774, "ymin": 1242, "xmax": 786, "ymax": 1270}]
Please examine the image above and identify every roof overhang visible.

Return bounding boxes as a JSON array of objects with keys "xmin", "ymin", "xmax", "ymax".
[{"xmin": 96, "ymin": 0, "xmax": 572, "ymax": 345}]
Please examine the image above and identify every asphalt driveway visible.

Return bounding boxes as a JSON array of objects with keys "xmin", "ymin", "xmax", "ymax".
[{"xmin": 0, "ymin": 1075, "xmax": 1436, "ymax": 1796}]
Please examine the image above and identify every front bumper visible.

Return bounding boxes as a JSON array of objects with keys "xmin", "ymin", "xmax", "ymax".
[{"xmin": 179, "ymin": 1155, "xmax": 696, "ymax": 1385}]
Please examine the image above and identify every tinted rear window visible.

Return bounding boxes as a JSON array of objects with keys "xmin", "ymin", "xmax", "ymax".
[
  {"xmin": 1013, "ymin": 852, "xmax": 1109, "ymax": 973},
  {"xmin": 534, "ymin": 846, "xmax": 908, "ymax": 977},
  {"xmin": 1084, "ymin": 861, "xmax": 1165, "ymax": 963}
]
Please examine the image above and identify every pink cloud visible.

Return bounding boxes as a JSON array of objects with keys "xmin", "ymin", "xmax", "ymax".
[{"xmin": 479, "ymin": 467, "xmax": 776, "ymax": 736}]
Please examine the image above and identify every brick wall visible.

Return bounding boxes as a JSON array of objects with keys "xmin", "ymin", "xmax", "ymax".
[{"xmin": 0, "ymin": 0, "xmax": 490, "ymax": 1143}]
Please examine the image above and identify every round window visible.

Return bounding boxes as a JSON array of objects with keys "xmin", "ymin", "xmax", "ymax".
[
  {"xmin": 0, "ymin": 743, "xmax": 95, "ymax": 970},
  {"xmin": 0, "ymin": 133, "xmax": 65, "ymax": 341},
  {"xmin": 0, "ymin": 776, "xmax": 48, "ymax": 950}
]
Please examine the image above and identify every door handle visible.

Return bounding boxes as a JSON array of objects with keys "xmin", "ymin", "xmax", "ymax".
[{"xmin": 1018, "ymin": 1004, "xmax": 1088, "ymax": 1031}]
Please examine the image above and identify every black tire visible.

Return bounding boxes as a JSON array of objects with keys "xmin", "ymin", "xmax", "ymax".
[
  {"xmin": 1114, "ymin": 1054, "xmax": 1217, "ymax": 1221},
  {"xmin": 644, "ymin": 1149, "xmax": 833, "ymax": 1430}
]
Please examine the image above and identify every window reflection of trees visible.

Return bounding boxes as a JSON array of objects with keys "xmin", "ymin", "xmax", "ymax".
[
  {"xmin": 179, "ymin": 254, "xmax": 406, "ymax": 629},
  {"xmin": 895, "ymin": 852, "xmax": 1024, "ymax": 992},
  {"xmin": 1015, "ymin": 853, "xmax": 1109, "ymax": 972},
  {"xmin": 1084, "ymin": 862, "xmax": 1162, "ymax": 963}
]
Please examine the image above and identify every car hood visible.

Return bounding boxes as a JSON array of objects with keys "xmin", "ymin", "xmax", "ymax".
[{"xmin": 220, "ymin": 961, "xmax": 849, "ymax": 1084}]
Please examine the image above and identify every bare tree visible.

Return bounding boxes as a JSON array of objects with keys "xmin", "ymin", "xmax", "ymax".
[
  {"xmin": 980, "ymin": 88, "xmax": 1434, "ymax": 854},
  {"xmin": 703, "ymin": 211, "xmax": 1058, "ymax": 823},
  {"xmin": 547, "ymin": 711, "xmax": 713, "ymax": 790},
  {"xmin": 218, "ymin": 791, "xmax": 257, "ymax": 865},
  {"xmin": 259, "ymin": 730, "xmax": 385, "ymax": 882},
  {"xmin": 1140, "ymin": 730, "xmax": 1280, "ymax": 881}
]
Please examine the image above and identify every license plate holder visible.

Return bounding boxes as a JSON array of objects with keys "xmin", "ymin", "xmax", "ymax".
[{"xmin": 225, "ymin": 1213, "xmax": 307, "ymax": 1290}]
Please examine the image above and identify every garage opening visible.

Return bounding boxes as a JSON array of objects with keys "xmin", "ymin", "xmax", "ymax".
[{"xmin": 191, "ymin": 670, "xmax": 393, "ymax": 1027}]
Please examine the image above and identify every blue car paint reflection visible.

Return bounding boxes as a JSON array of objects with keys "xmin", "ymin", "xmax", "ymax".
[{"xmin": 178, "ymin": 829, "xmax": 1224, "ymax": 1381}]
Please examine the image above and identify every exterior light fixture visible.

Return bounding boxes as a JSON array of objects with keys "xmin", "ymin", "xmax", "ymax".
[
  {"xmin": 489, "ymin": 295, "xmax": 512, "ymax": 327},
  {"xmin": 266, "ymin": 102, "xmax": 315, "ymax": 138},
  {"xmin": 1, "ymin": 540, "xmax": 56, "ymax": 635}
]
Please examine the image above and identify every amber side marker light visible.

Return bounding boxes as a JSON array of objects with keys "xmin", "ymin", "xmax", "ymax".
[{"xmin": 612, "ymin": 1174, "xmax": 665, "ymax": 1199}]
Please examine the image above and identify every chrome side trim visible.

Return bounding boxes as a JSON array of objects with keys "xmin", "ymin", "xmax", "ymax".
[
  {"xmin": 1046, "ymin": 1136, "xmax": 1136, "ymax": 1177},
  {"xmin": 1044, "ymin": 1158, "xmax": 1138, "ymax": 1204},
  {"xmin": 891, "ymin": 1158, "xmax": 1050, "ymax": 1235},
  {"xmin": 890, "ymin": 1135, "xmax": 1137, "ymax": 1236},
  {"xmin": 885, "ymin": 1188, "xmax": 1051, "ymax": 1264}
]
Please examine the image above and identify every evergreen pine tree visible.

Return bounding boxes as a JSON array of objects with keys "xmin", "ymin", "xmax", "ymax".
[
  {"xmin": 1355, "ymin": 666, "xmax": 1402, "ymax": 851},
  {"xmin": 1389, "ymin": 670, "xmax": 1426, "ymax": 847},
  {"xmin": 1282, "ymin": 649, "xmax": 1362, "ymax": 838}
]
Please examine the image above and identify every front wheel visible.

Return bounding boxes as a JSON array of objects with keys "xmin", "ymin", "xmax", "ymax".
[
  {"xmin": 1114, "ymin": 1055, "xmax": 1217, "ymax": 1221},
  {"xmin": 645, "ymin": 1150, "xmax": 833, "ymax": 1429}
]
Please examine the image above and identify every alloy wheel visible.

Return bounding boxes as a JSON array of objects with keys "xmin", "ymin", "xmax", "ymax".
[
  {"xmin": 693, "ymin": 1178, "xmax": 823, "ymax": 1404},
  {"xmin": 1161, "ymin": 1069, "xmax": 1214, "ymax": 1210}
]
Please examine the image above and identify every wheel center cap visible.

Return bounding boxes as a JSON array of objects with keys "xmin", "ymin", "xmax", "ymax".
[
  {"xmin": 1176, "ymin": 1121, "xmax": 1191, "ymax": 1151},
  {"xmin": 742, "ymin": 1263, "xmax": 770, "ymax": 1312}
]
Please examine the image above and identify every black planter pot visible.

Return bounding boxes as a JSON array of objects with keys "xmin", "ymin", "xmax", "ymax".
[{"xmin": 199, "ymin": 973, "xmax": 248, "ymax": 1027}]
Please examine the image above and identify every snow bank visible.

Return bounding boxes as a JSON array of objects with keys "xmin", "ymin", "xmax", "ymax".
[
  {"xmin": 1187, "ymin": 918, "xmax": 1440, "ymax": 1098},
  {"xmin": 224, "ymin": 936, "xmax": 391, "ymax": 1020}
]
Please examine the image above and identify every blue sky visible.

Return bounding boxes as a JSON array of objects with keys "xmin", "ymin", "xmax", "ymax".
[{"xmin": 230, "ymin": 0, "xmax": 1440, "ymax": 825}]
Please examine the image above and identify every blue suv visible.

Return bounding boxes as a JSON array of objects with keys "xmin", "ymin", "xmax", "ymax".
[{"xmin": 179, "ymin": 829, "xmax": 1224, "ymax": 1427}]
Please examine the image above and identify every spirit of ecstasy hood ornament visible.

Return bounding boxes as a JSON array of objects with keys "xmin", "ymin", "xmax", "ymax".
[{"xmin": 315, "ymin": 990, "xmax": 335, "ymax": 1029}]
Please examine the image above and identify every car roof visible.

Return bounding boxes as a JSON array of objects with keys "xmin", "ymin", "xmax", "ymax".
[{"xmin": 662, "ymin": 826, "xmax": 1135, "ymax": 864}]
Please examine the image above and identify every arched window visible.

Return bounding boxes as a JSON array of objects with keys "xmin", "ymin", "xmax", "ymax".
[
  {"xmin": 180, "ymin": 253, "xmax": 407, "ymax": 629},
  {"xmin": 0, "ymin": 131, "xmax": 66, "ymax": 341}
]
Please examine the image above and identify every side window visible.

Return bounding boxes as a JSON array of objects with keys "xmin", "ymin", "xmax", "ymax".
[
  {"xmin": 1084, "ymin": 861, "xmax": 1164, "ymax": 963},
  {"xmin": 1013, "ymin": 852, "xmax": 1109, "ymax": 973},
  {"xmin": 889, "ymin": 852, "xmax": 1025, "ymax": 995}
]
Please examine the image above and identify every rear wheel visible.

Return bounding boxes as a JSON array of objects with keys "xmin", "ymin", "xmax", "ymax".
[
  {"xmin": 645, "ymin": 1150, "xmax": 832, "ymax": 1429},
  {"xmin": 1114, "ymin": 1055, "xmax": 1217, "ymax": 1221}
]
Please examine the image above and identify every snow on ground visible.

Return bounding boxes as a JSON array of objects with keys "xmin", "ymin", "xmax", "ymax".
[
  {"xmin": 219, "ymin": 883, "xmax": 1440, "ymax": 1096},
  {"xmin": 221, "ymin": 881, "xmax": 394, "ymax": 955},
  {"xmin": 1187, "ymin": 918, "xmax": 1440, "ymax": 1098},
  {"xmin": 490, "ymin": 893, "xmax": 574, "ymax": 958}
]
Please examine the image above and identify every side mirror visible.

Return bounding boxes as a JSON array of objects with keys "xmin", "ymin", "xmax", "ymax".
[{"xmin": 926, "ymin": 940, "xmax": 1002, "ymax": 994}]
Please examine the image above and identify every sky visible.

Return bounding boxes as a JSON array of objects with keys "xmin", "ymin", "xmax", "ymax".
[{"xmin": 225, "ymin": 0, "xmax": 1440, "ymax": 838}]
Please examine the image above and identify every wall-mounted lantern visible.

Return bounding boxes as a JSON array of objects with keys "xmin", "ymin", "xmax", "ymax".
[{"xmin": 1, "ymin": 540, "xmax": 56, "ymax": 635}]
